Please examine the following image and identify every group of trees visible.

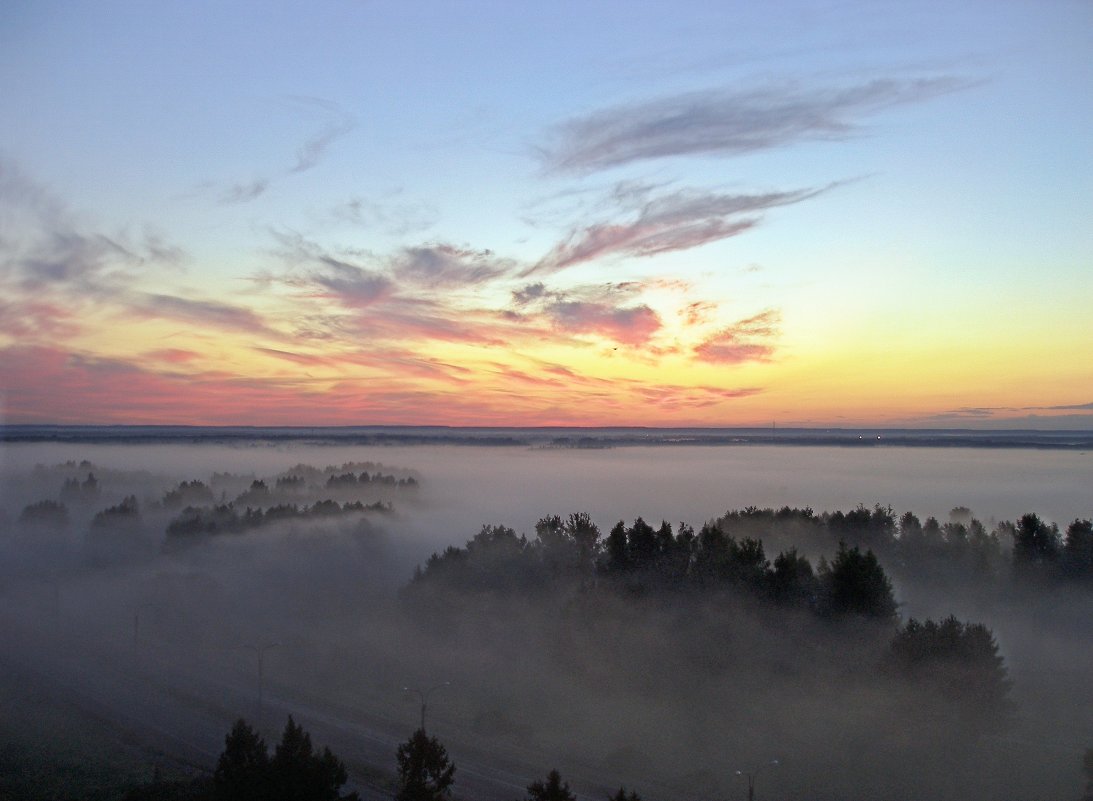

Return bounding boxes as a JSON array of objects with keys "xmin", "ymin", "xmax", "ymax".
[
  {"xmin": 123, "ymin": 718, "xmax": 643, "ymax": 801},
  {"xmin": 393, "ymin": 728, "xmax": 640, "ymax": 801},
  {"xmin": 887, "ymin": 616, "xmax": 1013, "ymax": 720},
  {"xmin": 409, "ymin": 511, "xmax": 1020, "ymax": 722},
  {"xmin": 60, "ymin": 471, "xmax": 100, "ymax": 502},
  {"xmin": 1011, "ymin": 513, "xmax": 1093, "ymax": 580},
  {"xmin": 325, "ymin": 472, "xmax": 418, "ymax": 489},
  {"xmin": 17, "ymin": 498, "xmax": 69, "ymax": 525},
  {"xmin": 165, "ymin": 500, "xmax": 389, "ymax": 540},
  {"xmin": 91, "ymin": 495, "xmax": 141, "ymax": 529},
  {"xmin": 411, "ymin": 506, "xmax": 1093, "ymax": 613},
  {"xmin": 413, "ymin": 513, "xmax": 899, "ymax": 620},
  {"xmin": 122, "ymin": 717, "xmax": 357, "ymax": 801}
]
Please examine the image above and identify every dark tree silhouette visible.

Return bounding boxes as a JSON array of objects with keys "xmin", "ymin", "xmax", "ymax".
[
  {"xmin": 206, "ymin": 717, "xmax": 356, "ymax": 801},
  {"xmin": 213, "ymin": 719, "xmax": 269, "ymax": 801},
  {"xmin": 525, "ymin": 769, "xmax": 576, "ymax": 801},
  {"xmin": 1012, "ymin": 512, "xmax": 1060, "ymax": 570},
  {"xmin": 395, "ymin": 728, "xmax": 455, "ymax": 801},
  {"xmin": 269, "ymin": 716, "xmax": 357, "ymax": 801},
  {"xmin": 608, "ymin": 787, "xmax": 642, "ymax": 801},
  {"xmin": 820, "ymin": 541, "xmax": 898, "ymax": 619},
  {"xmin": 889, "ymin": 617, "xmax": 1013, "ymax": 721},
  {"xmin": 770, "ymin": 548, "xmax": 817, "ymax": 606},
  {"xmin": 605, "ymin": 520, "xmax": 629, "ymax": 572},
  {"xmin": 1064, "ymin": 519, "xmax": 1093, "ymax": 578}
]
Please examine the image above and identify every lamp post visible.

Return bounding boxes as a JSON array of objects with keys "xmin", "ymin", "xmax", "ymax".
[
  {"xmin": 735, "ymin": 759, "xmax": 779, "ymax": 801},
  {"xmin": 239, "ymin": 642, "xmax": 280, "ymax": 718},
  {"xmin": 402, "ymin": 682, "xmax": 450, "ymax": 733}
]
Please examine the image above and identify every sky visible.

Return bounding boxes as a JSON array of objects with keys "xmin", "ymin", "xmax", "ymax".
[{"xmin": 1, "ymin": 0, "xmax": 1091, "ymax": 428}]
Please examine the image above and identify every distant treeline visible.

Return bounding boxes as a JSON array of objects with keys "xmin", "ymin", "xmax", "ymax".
[
  {"xmin": 410, "ymin": 506, "xmax": 1093, "ymax": 605},
  {"xmin": 404, "ymin": 505, "xmax": 1093, "ymax": 727},
  {"xmin": 165, "ymin": 499, "xmax": 391, "ymax": 540}
]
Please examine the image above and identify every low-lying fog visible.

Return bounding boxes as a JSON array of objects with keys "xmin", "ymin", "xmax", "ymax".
[{"xmin": 0, "ymin": 441, "xmax": 1090, "ymax": 800}]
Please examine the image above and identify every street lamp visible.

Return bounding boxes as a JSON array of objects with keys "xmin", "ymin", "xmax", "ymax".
[
  {"xmin": 239, "ymin": 641, "xmax": 280, "ymax": 717},
  {"xmin": 735, "ymin": 759, "xmax": 779, "ymax": 801},
  {"xmin": 402, "ymin": 682, "xmax": 450, "ymax": 732}
]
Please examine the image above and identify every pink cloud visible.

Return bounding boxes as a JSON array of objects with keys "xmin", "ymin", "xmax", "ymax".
[
  {"xmin": 546, "ymin": 301, "xmax": 662, "ymax": 346},
  {"xmin": 693, "ymin": 309, "xmax": 781, "ymax": 364},
  {"xmin": 144, "ymin": 348, "xmax": 201, "ymax": 363}
]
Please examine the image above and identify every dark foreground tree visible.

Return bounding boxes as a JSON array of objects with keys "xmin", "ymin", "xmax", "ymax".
[
  {"xmin": 270, "ymin": 715, "xmax": 356, "ymax": 801},
  {"xmin": 820, "ymin": 541, "xmax": 898, "ymax": 619},
  {"xmin": 214, "ymin": 719, "xmax": 269, "ymax": 801},
  {"xmin": 1012, "ymin": 512, "xmax": 1060, "ymax": 571},
  {"xmin": 396, "ymin": 728, "xmax": 456, "ymax": 801},
  {"xmin": 608, "ymin": 787, "xmax": 642, "ymax": 801},
  {"xmin": 525, "ymin": 769, "xmax": 576, "ymax": 801},
  {"xmin": 210, "ymin": 717, "xmax": 356, "ymax": 801},
  {"xmin": 888, "ymin": 616, "xmax": 1013, "ymax": 721}
]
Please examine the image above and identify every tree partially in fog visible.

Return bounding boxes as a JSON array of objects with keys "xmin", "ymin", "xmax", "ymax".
[
  {"xmin": 1012, "ymin": 512, "xmax": 1060, "ymax": 571},
  {"xmin": 819, "ymin": 541, "xmax": 898, "ymax": 619},
  {"xmin": 888, "ymin": 617, "xmax": 1013, "ymax": 721},
  {"xmin": 608, "ymin": 787, "xmax": 642, "ymax": 801},
  {"xmin": 214, "ymin": 720, "xmax": 269, "ymax": 801},
  {"xmin": 211, "ymin": 717, "xmax": 357, "ymax": 801},
  {"xmin": 1063, "ymin": 519, "xmax": 1093, "ymax": 578},
  {"xmin": 769, "ymin": 547, "xmax": 817, "ymax": 606},
  {"xmin": 535, "ymin": 513, "xmax": 602, "ymax": 578},
  {"xmin": 18, "ymin": 498, "xmax": 69, "ymax": 526},
  {"xmin": 271, "ymin": 715, "xmax": 356, "ymax": 801},
  {"xmin": 395, "ymin": 728, "xmax": 455, "ymax": 801},
  {"xmin": 525, "ymin": 769, "xmax": 576, "ymax": 801}
]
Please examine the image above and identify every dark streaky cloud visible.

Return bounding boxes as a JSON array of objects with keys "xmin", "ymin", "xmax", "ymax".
[
  {"xmin": 130, "ymin": 293, "xmax": 276, "ymax": 335},
  {"xmin": 546, "ymin": 76, "xmax": 966, "ymax": 173},
  {"xmin": 528, "ymin": 186, "xmax": 825, "ymax": 275}
]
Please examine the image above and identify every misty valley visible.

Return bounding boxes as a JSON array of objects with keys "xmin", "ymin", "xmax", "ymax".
[{"xmin": 0, "ymin": 443, "xmax": 1091, "ymax": 801}]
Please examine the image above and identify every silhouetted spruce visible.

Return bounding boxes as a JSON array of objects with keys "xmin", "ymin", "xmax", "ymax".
[
  {"xmin": 888, "ymin": 616, "xmax": 1013, "ymax": 721},
  {"xmin": 525, "ymin": 769, "xmax": 576, "ymax": 801},
  {"xmin": 395, "ymin": 728, "xmax": 455, "ymax": 801},
  {"xmin": 819, "ymin": 541, "xmax": 898, "ymax": 620}
]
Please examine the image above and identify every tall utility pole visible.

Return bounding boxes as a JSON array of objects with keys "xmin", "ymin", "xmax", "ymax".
[
  {"xmin": 239, "ymin": 642, "xmax": 280, "ymax": 718},
  {"xmin": 402, "ymin": 682, "xmax": 450, "ymax": 732}
]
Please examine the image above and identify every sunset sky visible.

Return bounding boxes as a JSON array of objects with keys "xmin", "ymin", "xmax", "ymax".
[{"xmin": 1, "ymin": 1, "xmax": 1090, "ymax": 427}]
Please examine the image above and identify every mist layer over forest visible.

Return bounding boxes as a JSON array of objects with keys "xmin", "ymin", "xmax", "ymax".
[{"xmin": 0, "ymin": 441, "xmax": 1090, "ymax": 800}]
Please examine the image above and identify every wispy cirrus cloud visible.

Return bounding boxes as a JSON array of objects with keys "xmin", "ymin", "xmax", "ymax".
[
  {"xmin": 288, "ymin": 96, "xmax": 356, "ymax": 174},
  {"xmin": 127, "ymin": 293, "xmax": 278, "ymax": 336},
  {"xmin": 331, "ymin": 194, "xmax": 439, "ymax": 236},
  {"xmin": 311, "ymin": 259, "xmax": 395, "ymax": 308},
  {"xmin": 544, "ymin": 76, "xmax": 968, "ymax": 173},
  {"xmin": 217, "ymin": 97, "xmax": 355, "ymax": 204},
  {"xmin": 220, "ymin": 178, "xmax": 270, "ymax": 205},
  {"xmin": 693, "ymin": 309, "xmax": 781, "ymax": 364},
  {"xmin": 527, "ymin": 185, "xmax": 826, "ymax": 275},
  {"xmin": 392, "ymin": 245, "xmax": 515, "ymax": 289}
]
